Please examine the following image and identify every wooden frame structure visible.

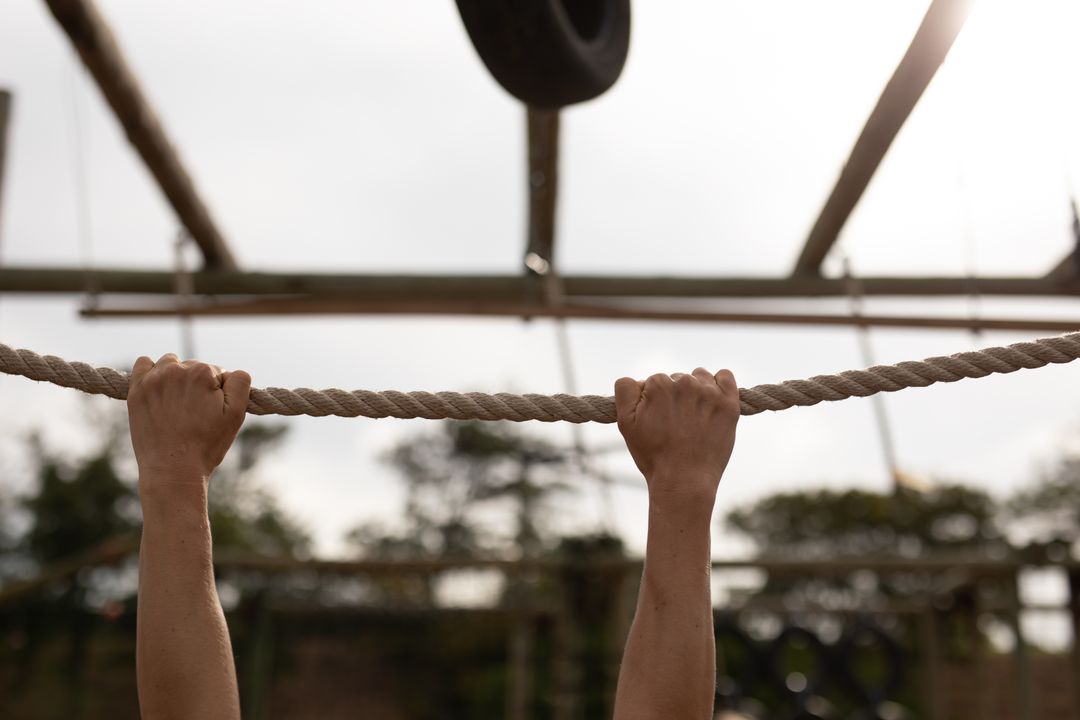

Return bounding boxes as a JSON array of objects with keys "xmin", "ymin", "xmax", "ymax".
[{"xmin": 2, "ymin": 0, "xmax": 1078, "ymax": 333}]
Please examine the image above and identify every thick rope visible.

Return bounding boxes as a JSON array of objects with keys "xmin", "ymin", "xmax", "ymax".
[{"xmin": 1, "ymin": 333, "xmax": 1079, "ymax": 423}]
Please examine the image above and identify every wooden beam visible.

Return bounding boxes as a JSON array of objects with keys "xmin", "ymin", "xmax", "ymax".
[
  {"xmin": 792, "ymin": 0, "xmax": 972, "ymax": 276},
  {"xmin": 42, "ymin": 0, "xmax": 238, "ymax": 270},
  {"xmin": 0, "ymin": 266, "xmax": 1076, "ymax": 298},
  {"xmin": 525, "ymin": 108, "xmax": 560, "ymax": 274},
  {"xmin": 213, "ymin": 553, "xmax": 1054, "ymax": 576},
  {"xmin": 0, "ymin": 534, "xmax": 138, "ymax": 607},
  {"xmin": 77, "ymin": 296, "xmax": 1080, "ymax": 333}
]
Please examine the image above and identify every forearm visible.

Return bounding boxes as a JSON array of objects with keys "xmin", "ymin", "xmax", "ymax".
[
  {"xmin": 614, "ymin": 487, "xmax": 716, "ymax": 720},
  {"xmin": 137, "ymin": 478, "xmax": 240, "ymax": 720}
]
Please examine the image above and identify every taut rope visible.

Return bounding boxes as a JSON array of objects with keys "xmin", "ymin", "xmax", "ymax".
[{"xmin": 1, "ymin": 334, "xmax": 1079, "ymax": 422}]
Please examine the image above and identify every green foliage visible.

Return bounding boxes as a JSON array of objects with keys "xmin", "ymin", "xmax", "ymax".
[
  {"xmin": 724, "ymin": 484, "xmax": 1011, "ymax": 617},
  {"xmin": 726, "ymin": 484, "xmax": 1006, "ymax": 560},
  {"xmin": 6, "ymin": 409, "xmax": 309, "ymax": 581},
  {"xmin": 347, "ymin": 421, "xmax": 576, "ymax": 559},
  {"xmin": 21, "ymin": 444, "xmax": 139, "ymax": 566},
  {"xmin": 1007, "ymin": 454, "xmax": 1080, "ymax": 546}
]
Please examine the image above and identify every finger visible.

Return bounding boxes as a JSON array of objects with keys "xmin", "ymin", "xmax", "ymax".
[
  {"xmin": 130, "ymin": 356, "xmax": 154, "ymax": 385},
  {"xmin": 644, "ymin": 372, "xmax": 673, "ymax": 389},
  {"xmin": 714, "ymin": 369, "xmax": 737, "ymax": 392},
  {"xmin": 614, "ymin": 377, "xmax": 643, "ymax": 423},
  {"xmin": 155, "ymin": 353, "xmax": 181, "ymax": 367},
  {"xmin": 206, "ymin": 364, "xmax": 224, "ymax": 390},
  {"xmin": 221, "ymin": 370, "xmax": 252, "ymax": 418},
  {"xmin": 671, "ymin": 372, "xmax": 694, "ymax": 389},
  {"xmin": 691, "ymin": 367, "xmax": 714, "ymax": 384},
  {"xmin": 182, "ymin": 362, "xmax": 222, "ymax": 390}
]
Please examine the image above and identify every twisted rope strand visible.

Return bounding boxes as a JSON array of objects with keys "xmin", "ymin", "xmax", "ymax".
[{"xmin": 1, "ymin": 333, "xmax": 1078, "ymax": 423}]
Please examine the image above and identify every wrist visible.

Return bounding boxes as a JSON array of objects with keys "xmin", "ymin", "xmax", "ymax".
[
  {"xmin": 645, "ymin": 469, "xmax": 719, "ymax": 504},
  {"xmin": 138, "ymin": 470, "xmax": 210, "ymax": 520},
  {"xmin": 648, "ymin": 494, "xmax": 716, "ymax": 529}
]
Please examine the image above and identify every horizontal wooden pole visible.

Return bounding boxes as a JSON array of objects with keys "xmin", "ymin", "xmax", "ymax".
[
  {"xmin": 0, "ymin": 534, "xmax": 138, "ymax": 607},
  {"xmin": 212, "ymin": 553, "xmax": 1067, "ymax": 576},
  {"xmin": 43, "ymin": 0, "xmax": 237, "ymax": 270},
  {"xmin": 2, "ymin": 266, "xmax": 1079, "ymax": 298},
  {"xmin": 78, "ymin": 296, "xmax": 1080, "ymax": 333}
]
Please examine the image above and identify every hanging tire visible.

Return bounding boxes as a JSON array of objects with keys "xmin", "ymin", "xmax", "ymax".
[{"xmin": 454, "ymin": 0, "xmax": 631, "ymax": 108}]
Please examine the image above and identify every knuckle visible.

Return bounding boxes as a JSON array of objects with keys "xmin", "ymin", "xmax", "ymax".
[
  {"xmin": 141, "ymin": 370, "xmax": 164, "ymax": 388},
  {"xmin": 160, "ymin": 363, "xmax": 184, "ymax": 378},
  {"xmin": 716, "ymin": 369, "xmax": 737, "ymax": 385}
]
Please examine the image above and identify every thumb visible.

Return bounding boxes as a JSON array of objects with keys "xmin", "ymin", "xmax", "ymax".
[
  {"xmin": 221, "ymin": 370, "xmax": 252, "ymax": 419},
  {"xmin": 614, "ymin": 377, "xmax": 643, "ymax": 425}
]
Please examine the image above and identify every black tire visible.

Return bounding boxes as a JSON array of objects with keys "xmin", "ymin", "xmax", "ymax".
[
  {"xmin": 765, "ymin": 626, "xmax": 831, "ymax": 698},
  {"xmin": 835, "ymin": 623, "xmax": 905, "ymax": 707},
  {"xmin": 454, "ymin": 0, "xmax": 631, "ymax": 108}
]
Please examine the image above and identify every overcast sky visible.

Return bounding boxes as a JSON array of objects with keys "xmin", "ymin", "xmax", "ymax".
[{"xmin": 1, "ymin": 0, "xmax": 1080, "ymax": 575}]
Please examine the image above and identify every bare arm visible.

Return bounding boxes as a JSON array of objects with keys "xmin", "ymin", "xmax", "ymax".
[
  {"xmin": 612, "ymin": 368, "xmax": 740, "ymax": 720},
  {"xmin": 128, "ymin": 354, "xmax": 251, "ymax": 720}
]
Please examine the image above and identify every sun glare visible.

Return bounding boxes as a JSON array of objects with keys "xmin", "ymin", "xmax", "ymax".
[{"xmin": 949, "ymin": 0, "xmax": 1080, "ymax": 185}]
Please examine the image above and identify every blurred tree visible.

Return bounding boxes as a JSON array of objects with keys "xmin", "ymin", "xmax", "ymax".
[
  {"xmin": 3, "ymin": 405, "xmax": 309, "ymax": 595},
  {"xmin": 727, "ymin": 485, "xmax": 1005, "ymax": 560},
  {"xmin": 0, "ymin": 405, "xmax": 310, "ymax": 717},
  {"xmin": 1007, "ymin": 452, "xmax": 1080, "ymax": 555},
  {"xmin": 21, "ymin": 438, "xmax": 139, "ymax": 569},
  {"xmin": 724, "ymin": 484, "xmax": 1009, "ymax": 608},
  {"xmin": 346, "ymin": 421, "xmax": 577, "ymax": 560}
]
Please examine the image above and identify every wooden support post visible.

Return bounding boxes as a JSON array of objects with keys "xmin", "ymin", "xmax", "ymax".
[
  {"xmin": 525, "ymin": 108, "xmax": 560, "ymax": 275},
  {"xmin": 1007, "ymin": 573, "xmax": 1035, "ymax": 720},
  {"xmin": 1069, "ymin": 571, "xmax": 1080, "ymax": 720},
  {"xmin": 42, "ymin": 0, "xmax": 238, "ymax": 270},
  {"xmin": 246, "ymin": 598, "xmax": 276, "ymax": 720},
  {"xmin": 972, "ymin": 584, "xmax": 994, "ymax": 720},
  {"xmin": 507, "ymin": 613, "xmax": 534, "ymax": 720},
  {"xmin": 792, "ymin": 0, "xmax": 973, "ymax": 275},
  {"xmin": 605, "ymin": 567, "xmax": 636, "ymax": 718},
  {"xmin": 552, "ymin": 578, "xmax": 581, "ymax": 720},
  {"xmin": 918, "ymin": 606, "xmax": 945, "ymax": 720}
]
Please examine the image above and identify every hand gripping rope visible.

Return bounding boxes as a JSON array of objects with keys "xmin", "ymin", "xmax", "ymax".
[{"xmin": 1, "ymin": 333, "xmax": 1079, "ymax": 423}]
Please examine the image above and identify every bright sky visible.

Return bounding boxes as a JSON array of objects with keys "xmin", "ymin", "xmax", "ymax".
[{"xmin": 1, "ymin": 0, "xmax": 1080, "ymax": 575}]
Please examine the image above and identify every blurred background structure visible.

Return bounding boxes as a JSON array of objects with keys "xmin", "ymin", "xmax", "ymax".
[{"xmin": 2, "ymin": 0, "xmax": 1080, "ymax": 718}]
